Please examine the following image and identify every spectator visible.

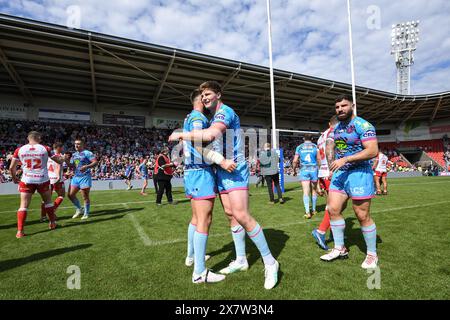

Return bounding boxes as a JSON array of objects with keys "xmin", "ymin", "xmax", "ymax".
[
  {"xmin": 444, "ymin": 149, "xmax": 450, "ymax": 172},
  {"xmin": 255, "ymin": 158, "xmax": 265, "ymax": 188},
  {"xmin": 155, "ymin": 147, "xmax": 176, "ymax": 205},
  {"xmin": 258, "ymin": 143, "xmax": 284, "ymax": 204}
]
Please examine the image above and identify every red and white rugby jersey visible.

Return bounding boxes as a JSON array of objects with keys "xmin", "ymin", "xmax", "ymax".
[
  {"xmin": 48, "ymin": 152, "xmax": 63, "ymax": 184},
  {"xmin": 317, "ymin": 127, "xmax": 333, "ymax": 178},
  {"xmin": 375, "ymin": 152, "xmax": 388, "ymax": 172},
  {"xmin": 13, "ymin": 144, "xmax": 52, "ymax": 184}
]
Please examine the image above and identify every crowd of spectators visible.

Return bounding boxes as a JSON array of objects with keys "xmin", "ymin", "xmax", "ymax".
[
  {"xmin": 0, "ymin": 120, "xmax": 183, "ymax": 183},
  {"xmin": 2, "ymin": 120, "xmax": 448, "ymax": 183}
]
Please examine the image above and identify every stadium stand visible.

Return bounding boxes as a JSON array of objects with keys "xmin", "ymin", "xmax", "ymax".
[{"xmin": 0, "ymin": 120, "xmax": 184, "ymax": 182}]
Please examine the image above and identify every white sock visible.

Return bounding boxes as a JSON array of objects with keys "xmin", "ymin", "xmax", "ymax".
[
  {"xmin": 262, "ymin": 254, "xmax": 276, "ymax": 266},
  {"xmin": 236, "ymin": 255, "xmax": 247, "ymax": 264}
]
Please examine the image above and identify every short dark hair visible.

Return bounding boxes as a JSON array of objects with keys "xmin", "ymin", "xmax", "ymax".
[
  {"xmin": 53, "ymin": 142, "xmax": 63, "ymax": 149},
  {"xmin": 329, "ymin": 115, "xmax": 339, "ymax": 126},
  {"xmin": 160, "ymin": 146, "xmax": 169, "ymax": 154},
  {"xmin": 74, "ymin": 138, "xmax": 85, "ymax": 145},
  {"xmin": 190, "ymin": 89, "xmax": 202, "ymax": 104},
  {"xmin": 335, "ymin": 94, "xmax": 353, "ymax": 104},
  {"xmin": 304, "ymin": 133, "xmax": 312, "ymax": 141},
  {"xmin": 199, "ymin": 81, "xmax": 222, "ymax": 95}
]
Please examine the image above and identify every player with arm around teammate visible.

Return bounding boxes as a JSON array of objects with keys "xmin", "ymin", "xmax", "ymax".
[
  {"xmin": 9, "ymin": 131, "xmax": 69, "ymax": 238},
  {"xmin": 169, "ymin": 81, "xmax": 280, "ymax": 290},
  {"xmin": 180, "ymin": 88, "xmax": 237, "ymax": 284}
]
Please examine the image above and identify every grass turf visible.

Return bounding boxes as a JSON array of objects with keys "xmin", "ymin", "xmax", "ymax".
[{"xmin": 0, "ymin": 176, "xmax": 449, "ymax": 299}]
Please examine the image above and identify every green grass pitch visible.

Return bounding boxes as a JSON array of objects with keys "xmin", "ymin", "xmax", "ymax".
[{"xmin": 0, "ymin": 176, "xmax": 449, "ymax": 299}]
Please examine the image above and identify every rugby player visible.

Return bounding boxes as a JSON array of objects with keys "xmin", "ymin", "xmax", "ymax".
[
  {"xmin": 182, "ymin": 88, "xmax": 236, "ymax": 284},
  {"xmin": 138, "ymin": 158, "xmax": 149, "ymax": 196},
  {"xmin": 311, "ymin": 116, "xmax": 340, "ymax": 250},
  {"xmin": 124, "ymin": 160, "xmax": 134, "ymax": 190},
  {"xmin": 68, "ymin": 138, "xmax": 97, "ymax": 220},
  {"xmin": 293, "ymin": 134, "xmax": 321, "ymax": 219},
  {"xmin": 372, "ymin": 150, "xmax": 389, "ymax": 195},
  {"xmin": 320, "ymin": 94, "xmax": 379, "ymax": 269},
  {"xmin": 40, "ymin": 142, "xmax": 66, "ymax": 222}
]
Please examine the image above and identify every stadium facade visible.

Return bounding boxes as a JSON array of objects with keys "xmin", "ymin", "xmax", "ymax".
[{"xmin": 0, "ymin": 13, "xmax": 449, "ymax": 140}]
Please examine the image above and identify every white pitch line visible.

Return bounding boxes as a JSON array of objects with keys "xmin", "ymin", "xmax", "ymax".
[{"xmin": 124, "ymin": 203, "xmax": 154, "ymax": 247}]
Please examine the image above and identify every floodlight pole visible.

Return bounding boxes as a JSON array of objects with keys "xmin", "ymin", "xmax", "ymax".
[
  {"xmin": 266, "ymin": 0, "xmax": 277, "ymax": 149},
  {"xmin": 391, "ymin": 21, "xmax": 419, "ymax": 95},
  {"xmin": 346, "ymin": 0, "xmax": 357, "ymax": 116}
]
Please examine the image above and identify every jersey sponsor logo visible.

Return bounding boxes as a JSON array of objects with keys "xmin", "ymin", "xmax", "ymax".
[
  {"xmin": 351, "ymin": 187, "xmax": 365, "ymax": 195},
  {"xmin": 74, "ymin": 159, "xmax": 80, "ymax": 167},
  {"xmin": 215, "ymin": 113, "xmax": 226, "ymax": 121},
  {"xmin": 335, "ymin": 140, "xmax": 347, "ymax": 150},
  {"xmin": 362, "ymin": 130, "xmax": 376, "ymax": 138}
]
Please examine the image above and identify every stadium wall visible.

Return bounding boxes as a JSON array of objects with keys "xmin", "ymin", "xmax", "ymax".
[
  {"xmin": 0, "ymin": 93, "xmax": 317, "ymax": 130},
  {"xmin": 377, "ymin": 119, "xmax": 450, "ymax": 143},
  {"xmin": 0, "ymin": 172, "xmax": 424, "ymax": 195}
]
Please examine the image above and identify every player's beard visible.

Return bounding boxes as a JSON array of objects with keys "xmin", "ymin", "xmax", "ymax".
[{"xmin": 337, "ymin": 108, "xmax": 353, "ymax": 122}]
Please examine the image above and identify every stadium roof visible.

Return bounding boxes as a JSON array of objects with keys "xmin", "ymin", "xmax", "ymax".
[{"xmin": 0, "ymin": 13, "xmax": 449, "ymax": 126}]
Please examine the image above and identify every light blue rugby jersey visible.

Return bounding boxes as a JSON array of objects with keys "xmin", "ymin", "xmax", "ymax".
[
  {"xmin": 182, "ymin": 110, "xmax": 210, "ymax": 167},
  {"xmin": 295, "ymin": 142, "xmax": 318, "ymax": 168},
  {"xmin": 329, "ymin": 116, "xmax": 377, "ymax": 171},
  {"xmin": 210, "ymin": 103, "xmax": 245, "ymax": 164},
  {"xmin": 71, "ymin": 150, "xmax": 95, "ymax": 177},
  {"xmin": 139, "ymin": 162, "xmax": 148, "ymax": 175}
]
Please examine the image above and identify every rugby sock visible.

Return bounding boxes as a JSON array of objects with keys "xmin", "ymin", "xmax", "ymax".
[
  {"xmin": 187, "ymin": 223, "xmax": 196, "ymax": 258},
  {"xmin": 330, "ymin": 219, "xmax": 346, "ymax": 249},
  {"xmin": 54, "ymin": 196, "xmax": 64, "ymax": 210},
  {"xmin": 361, "ymin": 224, "xmax": 377, "ymax": 255},
  {"xmin": 193, "ymin": 230, "xmax": 208, "ymax": 275},
  {"xmin": 84, "ymin": 202, "xmax": 90, "ymax": 216},
  {"xmin": 44, "ymin": 203, "xmax": 56, "ymax": 222},
  {"xmin": 318, "ymin": 207, "xmax": 330, "ymax": 233},
  {"xmin": 40, "ymin": 201, "xmax": 46, "ymax": 218},
  {"xmin": 231, "ymin": 225, "xmax": 247, "ymax": 263},
  {"xmin": 17, "ymin": 208, "xmax": 27, "ymax": 231},
  {"xmin": 312, "ymin": 195, "xmax": 318, "ymax": 212},
  {"xmin": 303, "ymin": 195, "xmax": 310, "ymax": 213},
  {"xmin": 247, "ymin": 223, "xmax": 275, "ymax": 266},
  {"xmin": 71, "ymin": 198, "xmax": 82, "ymax": 210}
]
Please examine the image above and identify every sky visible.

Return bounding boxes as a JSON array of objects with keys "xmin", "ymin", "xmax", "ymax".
[{"xmin": 0, "ymin": 0, "xmax": 449, "ymax": 95}]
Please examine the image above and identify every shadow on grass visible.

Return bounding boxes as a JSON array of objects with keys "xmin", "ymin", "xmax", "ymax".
[
  {"xmin": 0, "ymin": 207, "xmax": 144, "ymax": 230},
  {"xmin": 208, "ymin": 228, "xmax": 289, "ymax": 285},
  {"xmin": 344, "ymin": 217, "xmax": 383, "ymax": 254},
  {"xmin": 0, "ymin": 244, "xmax": 92, "ymax": 273},
  {"xmin": 315, "ymin": 204, "xmax": 327, "ymax": 212},
  {"xmin": 27, "ymin": 214, "xmax": 127, "ymax": 236},
  {"xmin": 283, "ymin": 185, "xmax": 301, "ymax": 193}
]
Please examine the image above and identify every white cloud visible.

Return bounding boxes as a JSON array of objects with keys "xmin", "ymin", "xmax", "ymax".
[{"xmin": 0, "ymin": 0, "xmax": 448, "ymax": 94}]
